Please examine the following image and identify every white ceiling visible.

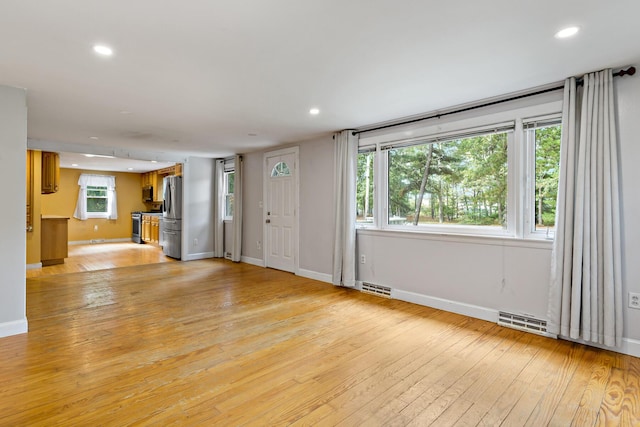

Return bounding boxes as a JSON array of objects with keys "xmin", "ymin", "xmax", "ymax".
[{"xmin": 2, "ymin": 1, "xmax": 639, "ymax": 171}]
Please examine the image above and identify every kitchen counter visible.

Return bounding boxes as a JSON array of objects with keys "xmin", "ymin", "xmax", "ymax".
[{"xmin": 41, "ymin": 215, "xmax": 69, "ymax": 266}]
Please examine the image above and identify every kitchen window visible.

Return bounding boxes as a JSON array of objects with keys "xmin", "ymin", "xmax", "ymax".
[
  {"xmin": 73, "ymin": 174, "xmax": 118, "ymax": 220},
  {"xmin": 86, "ymin": 186, "xmax": 108, "ymax": 214}
]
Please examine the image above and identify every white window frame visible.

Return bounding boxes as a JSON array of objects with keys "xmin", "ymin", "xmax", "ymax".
[
  {"xmin": 522, "ymin": 113, "xmax": 563, "ymax": 240},
  {"xmin": 223, "ymin": 171, "xmax": 235, "ymax": 221},
  {"xmin": 85, "ymin": 185, "xmax": 110, "ymax": 219},
  {"xmin": 357, "ymin": 99, "xmax": 563, "ymax": 240},
  {"xmin": 356, "ymin": 146, "xmax": 377, "ymax": 229},
  {"xmin": 223, "ymin": 158, "xmax": 235, "ymax": 221}
]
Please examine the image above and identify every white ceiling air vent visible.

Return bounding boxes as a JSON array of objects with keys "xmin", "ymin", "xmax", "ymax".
[
  {"xmin": 361, "ymin": 282, "xmax": 392, "ymax": 298},
  {"xmin": 497, "ymin": 311, "xmax": 556, "ymax": 338}
]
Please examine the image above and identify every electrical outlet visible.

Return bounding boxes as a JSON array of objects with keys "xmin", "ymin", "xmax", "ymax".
[
  {"xmin": 93, "ymin": 225, "xmax": 98, "ymax": 231},
  {"xmin": 630, "ymin": 292, "xmax": 640, "ymax": 309},
  {"xmin": 257, "ymin": 241, "xmax": 262, "ymax": 250},
  {"xmin": 360, "ymin": 254, "xmax": 366, "ymax": 264},
  {"xmin": 193, "ymin": 238, "xmax": 198, "ymax": 247}
]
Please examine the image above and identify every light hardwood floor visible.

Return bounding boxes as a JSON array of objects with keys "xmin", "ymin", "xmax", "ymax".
[
  {"xmin": 26, "ymin": 242, "xmax": 175, "ymax": 278},
  {"xmin": 4, "ymin": 259, "xmax": 639, "ymax": 425}
]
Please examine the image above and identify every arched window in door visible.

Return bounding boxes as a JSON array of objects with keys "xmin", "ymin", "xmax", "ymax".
[{"xmin": 271, "ymin": 161, "xmax": 291, "ymax": 177}]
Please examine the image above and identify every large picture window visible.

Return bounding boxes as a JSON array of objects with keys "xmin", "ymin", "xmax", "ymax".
[
  {"xmin": 387, "ymin": 132, "xmax": 508, "ymax": 229},
  {"xmin": 356, "ymin": 102, "xmax": 562, "ymax": 240}
]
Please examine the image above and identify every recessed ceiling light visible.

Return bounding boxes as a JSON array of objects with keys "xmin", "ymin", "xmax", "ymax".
[
  {"xmin": 93, "ymin": 44, "xmax": 113, "ymax": 56},
  {"xmin": 151, "ymin": 160, "xmax": 158, "ymax": 163},
  {"xmin": 84, "ymin": 154, "xmax": 115, "ymax": 159},
  {"xmin": 71, "ymin": 163, "xmax": 79, "ymax": 167},
  {"xmin": 555, "ymin": 26, "xmax": 579, "ymax": 39},
  {"xmin": 127, "ymin": 167, "xmax": 134, "ymax": 171},
  {"xmin": 309, "ymin": 108, "xmax": 320, "ymax": 115},
  {"xmin": 89, "ymin": 136, "xmax": 99, "ymax": 140}
]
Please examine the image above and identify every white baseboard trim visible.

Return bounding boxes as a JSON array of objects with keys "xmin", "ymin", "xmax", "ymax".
[
  {"xmin": 297, "ymin": 269, "xmax": 332, "ymax": 284},
  {"xmin": 392, "ymin": 289, "xmax": 498, "ymax": 323},
  {"xmin": 241, "ymin": 256, "xmax": 265, "ymax": 267},
  {"xmin": 623, "ymin": 338, "xmax": 640, "ymax": 358},
  {"xmin": 69, "ymin": 238, "xmax": 132, "ymax": 245},
  {"xmin": 183, "ymin": 252, "xmax": 214, "ymax": 261},
  {"xmin": 559, "ymin": 335, "xmax": 640, "ymax": 359},
  {"xmin": 26, "ymin": 263, "xmax": 42, "ymax": 270},
  {"xmin": 394, "ymin": 289, "xmax": 640, "ymax": 358},
  {"xmin": 0, "ymin": 319, "xmax": 28, "ymax": 338}
]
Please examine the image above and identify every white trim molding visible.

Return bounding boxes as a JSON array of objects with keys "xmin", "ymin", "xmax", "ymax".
[
  {"xmin": 0, "ymin": 319, "xmax": 28, "ymax": 338},
  {"xmin": 183, "ymin": 252, "xmax": 214, "ymax": 261},
  {"xmin": 559, "ymin": 336, "xmax": 640, "ymax": 359},
  {"xmin": 241, "ymin": 256, "xmax": 265, "ymax": 267},
  {"xmin": 26, "ymin": 263, "xmax": 42, "ymax": 270},
  {"xmin": 69, "ymin": 238, "xmax": 132, "ymax": 245},
  {"xmin": 394, "ymin": 288, "xmax": 640, "ymax": 358},
  {"xmin": 297, "ymin": 269, "xmax": 332, "ymax": 284},
  {"xmin": 393, "ymin": 289, "xmax": 498, "ymax": 323}
]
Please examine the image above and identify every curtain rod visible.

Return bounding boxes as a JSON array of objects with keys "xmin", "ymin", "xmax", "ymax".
[{"xmin": 352, "ymin": 66, "xmax": 636, "ymax": 136}]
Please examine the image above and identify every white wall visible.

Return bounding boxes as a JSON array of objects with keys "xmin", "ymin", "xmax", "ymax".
[
  {"xmin": 356, "ymin": 76, "xmax": 640, "ymax": 356},
  {"xmin": 241, "ymin": 136, "xmax": 335, "ymax": 278},
  {"xmin": 182, "ymin": 156, "xmax": 215, "ymax": 261},
  {"xmin": 237, "ymin": 77, "xmax": 640, "ymax": 357},
  {"xmin": 242, "ymin": 151, "xmax": 264, "ymax": 262},
  {"xmin": 615, "ymin": 75, "xmax": 640, "ymax": 343},
  {"xmin": 0, "ymin": 85, "xmax": 28, "ymax": 337}
]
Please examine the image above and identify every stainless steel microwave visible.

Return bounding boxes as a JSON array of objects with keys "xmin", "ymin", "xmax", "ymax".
[{"xmin": 142, "ymin": 185, "xmax": 153, "ymax": 202}]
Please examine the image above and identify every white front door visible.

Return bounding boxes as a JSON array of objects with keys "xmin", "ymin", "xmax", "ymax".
[{"xmin": 264, "ymin": 148, "xmax": 298, "ymax": 273}]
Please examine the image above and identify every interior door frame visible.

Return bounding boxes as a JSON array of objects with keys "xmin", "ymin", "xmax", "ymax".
[{"xmin": 263, "ymin": 146, "xmax": 299, "ymax": 274}]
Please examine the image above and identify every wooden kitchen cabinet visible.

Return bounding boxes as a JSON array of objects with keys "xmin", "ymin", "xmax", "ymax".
[
  {"xmin": 141, "ymin": 214, "xmax": 160, "ymax": 244},
  {"xmin": 142, "ymin": 215, "xmax": 152, "ymax": 242},
  {"xmin": 41, "ymin": 151, "xmax": 60, "ymax": 194},
  {"xmin": 151, "ymin": 216, "xmax": 160, "ymax": 243},
  {"xmin": 41, "ymin": 215, "xmax": 69, "ymax": 266},
  {"xmin": 141, "ymin": 164, "xmax": 182, "ymax": 205}
]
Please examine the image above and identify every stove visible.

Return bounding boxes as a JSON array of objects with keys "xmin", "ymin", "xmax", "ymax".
[{"xmin": 131, "ymin": 212, "xmax": 142, "ymax": 243}]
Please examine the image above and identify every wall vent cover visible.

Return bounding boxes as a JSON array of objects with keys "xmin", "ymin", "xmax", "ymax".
[
  {"xmin": 498, "ymin": 311, "xmax": 554, "ymax": 337},
  {"xmin": 361, "ymin": 282, "xmax": 392, "ymax": 298}
]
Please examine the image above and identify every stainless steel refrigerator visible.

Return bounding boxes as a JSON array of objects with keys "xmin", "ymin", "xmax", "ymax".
[{"xmin": 162, "ymin": 175, "xmax": 182, "ymax": 259}]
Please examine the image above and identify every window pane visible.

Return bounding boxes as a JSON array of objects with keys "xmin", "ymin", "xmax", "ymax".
[
  {"xmin": 271, "ymin": 161, "xmax": 291, "ymax": 177},
  {"xmin": 387, "ymin": 133, "xmax": 508, "ymax": 228},
  {"xmin": 356, "ymin": 152, "xmax": 375, "ymax": 224},
  {"xmin": 227, "ymin": 172, "xmax": 235, "ymax": 194},
  {"xmin": 225, "ymin": 194, "xmax": 234, "ymax": 218},
  {"xmin": 87, "ymin": 186, "xmax": 107, "ymax": 197},
  {"xmin": 86, "ymin": 186, "xmax": 108, "ymax": 213},
  {"xmin": 87, "ymin": 197, "xmax": 108, "ymax": 213},
  {"xmin": 534, "ymin": 125, "xmax": 561, "ymax": 231}
]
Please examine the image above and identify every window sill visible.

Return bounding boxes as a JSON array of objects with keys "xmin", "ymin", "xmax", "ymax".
[
  {"xmin": 356, "ymin": 227, "xmax": 554, "ymax": 250},
  {"xmin": 85, "ymin": 214, "xmax": 111, "ymax": 219}
]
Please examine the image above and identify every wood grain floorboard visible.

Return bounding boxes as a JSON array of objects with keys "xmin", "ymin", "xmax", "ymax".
[{"xmin": 1, "ymin": 257, "xmax": 638, "ymax": 426}]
